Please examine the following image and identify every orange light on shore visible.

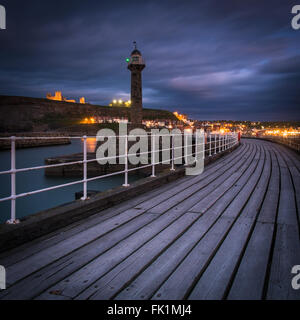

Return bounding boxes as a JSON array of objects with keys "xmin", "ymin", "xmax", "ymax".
[
  {"xmin": 80, "ymin": 117, "xmax": 96, "ymax": 124},
  {"xmin": 263, "ymin": 129, "xmax": 300, "ymax": 137},
  {"xmin": 173, "ymin": 111, "xmax": 188, "ymax": 122}
]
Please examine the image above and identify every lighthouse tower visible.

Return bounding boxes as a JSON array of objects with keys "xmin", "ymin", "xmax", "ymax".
[{"xmin": 127, "ymin": 42, "xmax": 145, "ymax": 127}]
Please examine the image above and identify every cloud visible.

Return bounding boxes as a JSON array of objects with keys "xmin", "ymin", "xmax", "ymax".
[{"xmin": 0, "ymin": 0, "xmax": 299, "ymax": 120}]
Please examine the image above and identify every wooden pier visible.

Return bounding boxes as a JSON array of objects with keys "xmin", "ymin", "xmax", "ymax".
[{"xmin": 0, "ymin": 138, "xmax": 299, "ymax": 300}]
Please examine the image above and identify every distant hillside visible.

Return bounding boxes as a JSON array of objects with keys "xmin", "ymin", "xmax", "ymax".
[{"xmin": 0, "ymin": 96, "xmax": 177, "ymax": 133}]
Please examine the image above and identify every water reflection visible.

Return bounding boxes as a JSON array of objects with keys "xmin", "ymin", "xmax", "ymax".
[{"xmin": 86, "ymin": 138, "xmax": 97, "ymax": 153}]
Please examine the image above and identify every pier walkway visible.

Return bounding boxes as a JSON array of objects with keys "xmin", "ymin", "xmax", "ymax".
[{"xmin": 0, "ymin": 139, "xmax": 299, "ymax": 300}]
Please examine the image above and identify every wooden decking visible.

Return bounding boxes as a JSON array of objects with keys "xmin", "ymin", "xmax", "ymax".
[{"xmin": 0, "ymin": 139, "xmax": 299, "ymax": 300}]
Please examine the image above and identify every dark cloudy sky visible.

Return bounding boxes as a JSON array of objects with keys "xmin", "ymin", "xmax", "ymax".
[{"xmin": 0, "ymin": 0, "xmax": 299, "ymax": 121}]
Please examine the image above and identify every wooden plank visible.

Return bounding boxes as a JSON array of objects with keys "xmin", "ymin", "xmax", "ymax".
[
  {"xmin": 187, "ymin": 218, "xmax": 256, "ymax": 300},
  {"xmin": 266, "ymin": 223, "xmax": 300, "ymax": 300},
  {"xmin": 34, "ymin": 145, "xmax": 255, "ymax": 300},
  {"xmin": 0, "ymin": 208, "xmax": 187, "ymax": 300},
  {"xmin": 289, "ymin": 166, "xmax": 300, "ymax": 226},
  {"xmin": 141, "ymin": 145, "xmax": 264, "ymax": 300},
  {"xmin": 241, "ymin": 150, "xmax": 271, "ymax": 220},
  {"xmin": 257, "ymin": 150, "xmax": 280, "ymax": 224},
  {"xmin": 0, "ymin": 173, "xmax": 187, "ymax": 266},
  {"xmin": 93, "ymin": 146, "xmax": 263, "ymax": 300},
  {"xmin": 226, "ymin": 148, "xmax": 280, "ymax": 300},
  {"xmin": 80, "ymin": 214, "xmax": 224, "ymax": 300},
  {"xmin": 150, "ymin": 143, "xmax": 255, "ymax": 215},
  {"xmin": 111, "ymin": 144, "xmax": 258, "ymax": 299},
  {"xmin": 37, "ymin": 211, "xmax": 201, "ymax": 300},
  {"xmin": 275, "ymin": 143, "xmax": 300, "ymax": 172},
  {"xmin": 189, "ymin": 144, "xmax": 259, "ymax": 214},
  {"xmin": 0, "ymin": 203, "xmax": 144, "ymax": 267},
  {"xmin": 276, "ymin": 147, "xmax": 300, "ymax": 226},
  {"xmin": 221, "ymin": 148, "xmax": 266, "ymax": 220},
  {"xmin": 0, "ymin": 140, "xmax": 246, "ymax": 267},
  {"xmin": 227, "ymin": 222, "xmax": 274, "ymax": 300},
  {"xmin": 199, "ymin": 148, "xmax": 261, "ymax": 218},
  {"xmin": 136, "ymin": 144, "xmax": 248, "ymax": 210},
  {"xmin": 3, "ymin": 139, "xmax": 243, "ymax": 266},
  {"xmin": 186, "ymin": 153, "xmax": 271, "ymax": 300},
  {"xmin": 276, "ymin": 152, "xmax": 298, "ymax": 226},
  {"xmin": 265, "ymin": 141, "xmax": 300, "ymax": 300},
  {"xmin": 0, "ymin": 210, "xmax": 159, "ymax": 299},
  {"xmin": 4, "ymin": 208, "xmax": 148, "ymax": 286},
  {"xmin": 4, "ymin": 139, "xmax": 297, "ymax": 301},
  {"xmin": 116, "ymin": 216, "xmax": 233, "ymax": 301}
]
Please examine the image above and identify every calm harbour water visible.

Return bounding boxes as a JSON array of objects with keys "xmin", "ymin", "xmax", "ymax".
[{"xmin": 0, "ymin": 139, "xmax": 139, "ymax": 224}]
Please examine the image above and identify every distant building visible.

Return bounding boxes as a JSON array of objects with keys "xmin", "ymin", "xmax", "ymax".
[
  {"xmin": 79, "ymin": 97, "xmax": 85, "ymax": 104},
  {"xmin": 109, "ymin": 99, "xmax": 131, "ymax": 107},
  {"xmin": 46, "ymin": 91, "xmax": 63, "ymax": 101},
  {"xmin": 46, "ymin": 91, "xmax": 85, "ymax": 104}
]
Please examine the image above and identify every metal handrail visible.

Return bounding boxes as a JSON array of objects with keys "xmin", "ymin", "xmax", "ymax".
[{"xmin": 0, "ymin": 132, "xmax": 239, "ymax": 224}]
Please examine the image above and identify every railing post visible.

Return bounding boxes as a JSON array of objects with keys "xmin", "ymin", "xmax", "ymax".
[
  {"xmin": 151, "ymin": 132, "xmax": 156, "ymax": 177},
  {"xmin": 209, "ymin": 134, "xmax": 212, "ymax": 157},
  {"xmin": 203, "ymin": 132, "xmax": 206, "ymax": 160},
  {"xmin": 81, "ymin": 135, "xmax": 88, "ymax": 200},
  {"xmin": 184, "ymin": 132, "xmax": 189, "ymax": 166},
  {"xmin": 171, "ymin": 133, "xmax": 175, "ymax": 171},
  {"xmin": 220, "ymin": 134, "xmax": 223, "ymax": 151},
  {"xmin": 7, "ymin": 136, "xmax": 19, "ymax": 224},
  {"xmin": 214, "ymin": 134, "xmax": 217, "ymax": 155},
  {"xmin": 123, "ymin": 134, "xmax": 130, "ymax": 186},
  {"xmin": 195, "ymin": 131, "xmax": 198, "ymax": 163}
]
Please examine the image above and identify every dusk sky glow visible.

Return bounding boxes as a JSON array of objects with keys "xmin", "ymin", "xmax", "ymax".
[{"xmin": 0, "ymin": 0, "xmax": 299, "ymax": 121}]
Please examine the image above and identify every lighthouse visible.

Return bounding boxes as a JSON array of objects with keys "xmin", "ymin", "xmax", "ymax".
[{"xmin": 127, "ymin": 42, "xmax": 145, "ymax": 127}]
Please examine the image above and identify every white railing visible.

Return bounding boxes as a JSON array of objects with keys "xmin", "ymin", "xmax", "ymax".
[{"xmin": 0, "ymin": 132, "xmax": 239, "ymax": 224}]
